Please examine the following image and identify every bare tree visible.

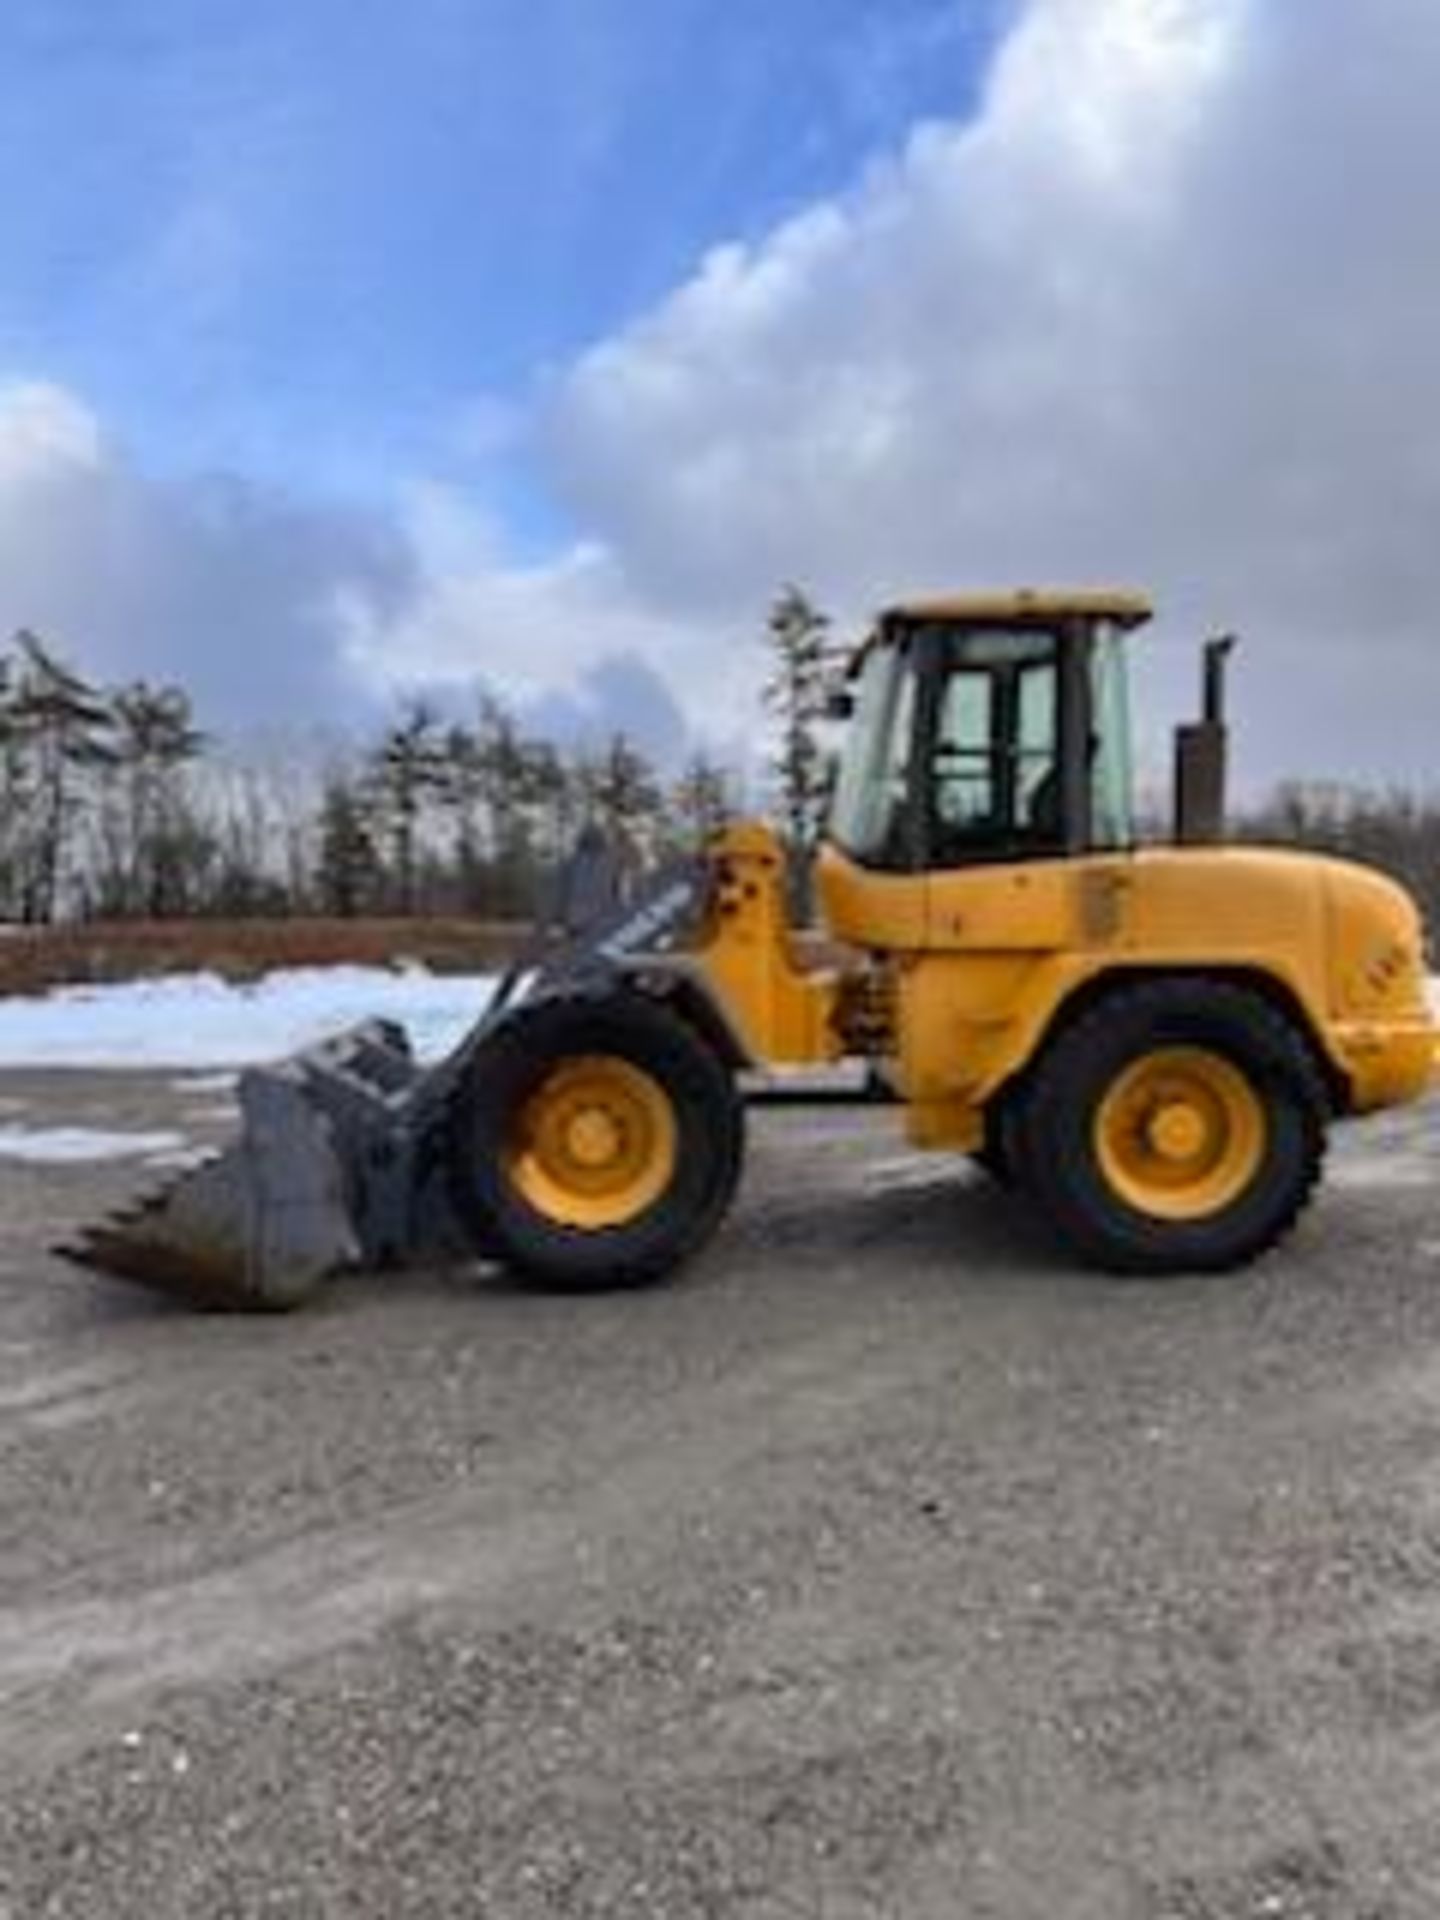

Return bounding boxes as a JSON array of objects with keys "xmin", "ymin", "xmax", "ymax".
[
  {"xmin": 672, "ymin": 750, "xmax": 734, "ymax": 849},
  {"xmin": 99, "ymin": 682, "xmax": 207, "ymax": 916}
]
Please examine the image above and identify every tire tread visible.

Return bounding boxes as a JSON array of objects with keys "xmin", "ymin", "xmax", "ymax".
[
  {"xmin": 1012, "ymin": 977, "xmax": 1328, "ymax": 1275},
  {"xmin": 445, "ymin": 990, "xmax": 744, "ymax": 1290}
]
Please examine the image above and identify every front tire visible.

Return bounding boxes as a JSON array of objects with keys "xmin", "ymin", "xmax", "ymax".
[
  {"xmin": 445, "ymin": 993, "xmax": 744, "ymax": 1289},
  {"xmin": 1013, "ymin": 979, "xmax": 1328, "ymax": 1274}
]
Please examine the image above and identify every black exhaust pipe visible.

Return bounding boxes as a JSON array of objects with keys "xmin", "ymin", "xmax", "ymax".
[{"xmin": 1175, "ymin": 634, "xmax": 1237, "ymax": 845}]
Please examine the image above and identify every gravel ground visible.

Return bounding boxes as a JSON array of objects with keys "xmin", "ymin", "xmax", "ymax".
[{"xmin": 3, "ymin": 1069, "xmax": 1440, "ymax": 1916}]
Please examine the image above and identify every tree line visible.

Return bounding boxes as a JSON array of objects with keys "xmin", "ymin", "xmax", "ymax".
[
  {"xmin": 0, "ymin": 628, "xmax": 738, "ymax": 925},
  {"xmin": 2, "ymin": 598, "xmax": 1437, "ymax": 928}
]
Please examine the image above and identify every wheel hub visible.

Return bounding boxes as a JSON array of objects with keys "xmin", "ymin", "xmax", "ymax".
[
  {"xmin": 1146, "ymin": 1100, "xmax": 1209, "ymax": 1164},
  {"xmin": 1095, "ymin": 1046, "xmax": 1268, "ymax": 1222},
  {"xmin": 565, "ymin": 1106, "xmax": 625, "ymax": 1170},
  {"xmin": 505, "ymin": 1055, "xmax": 679, "ymax": 1230}
]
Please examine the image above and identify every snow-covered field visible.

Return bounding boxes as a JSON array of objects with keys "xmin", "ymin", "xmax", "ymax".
[
  {"xmin": 0, "ymin": 1124, "xmax": 188, "ymax": 1164},
  {"xmin": 0, "ymin": 967, "xmax": 500, "ymax": 1162},
  {"xmin": 0, "ymin": 966, "xmax": 497, "ymax": 1072}
]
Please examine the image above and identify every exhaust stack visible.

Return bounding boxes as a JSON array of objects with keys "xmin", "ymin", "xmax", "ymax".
[{"xmin": 1175, "ymin": 634, "xmax": 1237, "ymax": 846}]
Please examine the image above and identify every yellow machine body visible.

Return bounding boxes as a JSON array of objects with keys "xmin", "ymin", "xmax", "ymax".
[
  {"xmin": 689, "ymin": 820, "xmax": 846, "ymax": 1067},
  {"xmin": 688, "ymin": 820, "xmax": 1436, "ymax": 1153}
]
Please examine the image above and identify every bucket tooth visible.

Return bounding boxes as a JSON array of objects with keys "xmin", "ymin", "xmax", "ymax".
[
  {"xmin": 56, "ymin": 1199, "xmax": 275, "ymax": 1313},
  {"xmin": 58, "ymin": 1067, "xmax": 367, "ymax": 1311},
  {"xmin": 56, "ymin": 1015, "xmax": 444, "ymax": 1312}
]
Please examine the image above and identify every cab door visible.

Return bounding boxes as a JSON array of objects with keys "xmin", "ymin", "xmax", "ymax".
[{"xmin": 923, "ymin": 628, "xmax": 1084, "ymax": 953}]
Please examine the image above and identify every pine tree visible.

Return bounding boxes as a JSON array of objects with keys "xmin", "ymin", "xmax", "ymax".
[
  {"xmin": 761, "ymin": 586, "xmax": 833, "ymax": 906},
  {"xmin": 582, "ymin": 733, "xmax": 664, "ymax": 852},
  {"xmin": 0, "ymin": 651, "xmax": 24, "ymax": 921},
  {"xmin": 316, "ymin": 772, "xmax": 381, "ymax": 918},
  {"xmin": 477, "ymin": 699, "xmax": 530, "ymax": 873},
  {"xmin": 370, "ymin": 701, "xmax": 444, "ymax": 914},
  {"xmin": 434, "ymin": 721, "xmax": 488, "ymax": 909},
  {"xmin": 7, "ymin": 630, "xmax": 116, "ymax": 923},
  {"xmin": 524, "ymin": 738, "xmax": 579, "ymax": 871},
  {"xmin": 480, "ymin": 702, "xmax": 560, "ymax": 916}
]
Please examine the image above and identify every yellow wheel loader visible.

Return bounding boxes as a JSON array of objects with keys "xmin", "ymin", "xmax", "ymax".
[{"xmin": 64, "ymin": 591, "xmax": 1438, "ymax": 1307}]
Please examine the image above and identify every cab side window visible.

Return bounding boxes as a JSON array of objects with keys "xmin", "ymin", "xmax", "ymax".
[
  {"xmin": 1016, "ymin": 659, "xmax": 1060, "ymax": 835},
  {"xmin": 934, "ymin": 670, "xmax": 996, "ymax": 830},
  {"xmin": 929, "ymin": 633, "xmax": 1062, "ymax": 862}
]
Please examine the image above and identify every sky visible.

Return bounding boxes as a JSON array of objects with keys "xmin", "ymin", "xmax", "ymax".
[{"xmin": 0, "ymin": 0, "xmax": 1437, "ymax": 790}]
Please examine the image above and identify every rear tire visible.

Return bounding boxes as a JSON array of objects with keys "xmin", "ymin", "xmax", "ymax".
[
  {"xmin": 1013, "ymin": 979, "xmax": 1328, "ymax": 1275},
  {"xmin": 445, "ymin": 992, "xmax": 744, "ymax": 1290}
]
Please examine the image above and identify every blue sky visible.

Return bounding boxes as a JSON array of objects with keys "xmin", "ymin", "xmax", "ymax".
[{"xmin": 0, "ymin": 0, "xmax": 1003, "ymax": 512}]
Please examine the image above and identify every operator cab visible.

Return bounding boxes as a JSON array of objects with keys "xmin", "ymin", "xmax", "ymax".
[{"xmin": 827, "ymin": 590, "xmax": 1153, "ymax": 873}]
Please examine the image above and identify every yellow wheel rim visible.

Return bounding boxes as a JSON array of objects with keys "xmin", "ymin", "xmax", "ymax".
[
  {"xmin": 505, "ymin": 1055, "xmax": 678, "ymax": 1230},
  {"xmin": 1094, "ymin": 1046, "xmax": 1268, "ymax": 1222}
]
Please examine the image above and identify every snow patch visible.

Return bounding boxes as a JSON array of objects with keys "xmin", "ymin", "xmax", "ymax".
[
  {"xmin": 143, "ymin": 1145, "xmax": 218, "ymax": 1172},
  {"xmin": 0, "ymin": 1126, "xmax": 187, "ymax": 1164},
  {"xmin": 0, "ymin": 967, "xmax": 496, "ymax": 1071}
]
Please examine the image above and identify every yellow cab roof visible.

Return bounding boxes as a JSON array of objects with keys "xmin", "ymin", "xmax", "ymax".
[{"xmin": 882, "ymin": 588, "xmax": 1153, "ymax": 630}]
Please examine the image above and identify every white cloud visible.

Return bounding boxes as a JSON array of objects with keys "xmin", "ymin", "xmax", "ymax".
[
  {"xmin": 547, "ymin": 0, "xmax": 1251, "ymax": 616},
  {"xmin": 336, "ymin": 484, "xmax": 701, "ymax": 759},
  {"xmin": 0, "ymin": 383, "xmax": 105, "ymax": 477},
  {"xmin": 0, "ymin": 382, "xmax": 415, "ymax": 724},
  {"xmin": 339, "ymin": 486, "xmax": 665, "ymax": 704},
  {"xmin": 528, "ymin": 0, "xmax": 1440, "ymax": 785},
  {"xmin": 0, "ymin": 386, "xmax": 705, "ymax": 760}
]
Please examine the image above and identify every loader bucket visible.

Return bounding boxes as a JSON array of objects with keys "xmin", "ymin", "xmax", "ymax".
[
  {"xmin": 58, "ymin": 1021, "xmax": 421, "ymax": 1311},
  {"xmin": 55, "ymin": 845, "xmax": 714, "ymax": 1310}
]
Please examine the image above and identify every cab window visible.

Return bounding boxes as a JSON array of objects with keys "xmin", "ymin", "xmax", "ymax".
[
  {"xmin": 827, "ymin": 642, "xmax": 918, "ymax": 864},
  {"xmin": 928, "ymin": 628, "xmax": 1062, "ymax": 863}
]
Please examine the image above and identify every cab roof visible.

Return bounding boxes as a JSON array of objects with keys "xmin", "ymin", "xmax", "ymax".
[{"xmin": 882, "ymin": 588, "xmax": 1153, "ymax": 631}]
